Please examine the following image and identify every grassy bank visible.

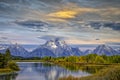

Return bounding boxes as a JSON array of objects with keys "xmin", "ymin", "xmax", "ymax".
[
  {"xmin": 0, "ymin": 61, "xmax": 20, "ymax": 74},
  {"xmin": 15, "ymin": 60, "xmax": 120, "ymax": 80},
  {"xmin": 59, "ymin": 65, "xmax": 120, "ymax": 80},
  {"xmin": 0, "ymin": 68, "xmax": 13, "ymax": 73},
  {"xmin": 14, "ymin": 60, "xmax": 45, "ymax": 62},
  {"xmin": 0, "ymin": 68, "xmax": 18, "ymax": 75}
]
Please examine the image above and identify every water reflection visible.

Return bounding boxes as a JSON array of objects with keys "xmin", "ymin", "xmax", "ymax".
[
  {"xmin": 60, "ymin": 63, "xmax": 107, "ymax": 74},
  {"xmin": 0, "ymin": 73, "xmax": 18, "ymax": 80},
  {"xmin": 0, "ymin": 62, "xmax": 107, "ymax": 80}
]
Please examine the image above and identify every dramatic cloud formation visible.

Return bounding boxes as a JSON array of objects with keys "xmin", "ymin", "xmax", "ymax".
[
  {"xmin": 0, "ymin": 0, "xmax": 120, "ymax": 45},
  {"xmin": 48, "ymin": 10, "xmax": 77, "ymax": 19}
]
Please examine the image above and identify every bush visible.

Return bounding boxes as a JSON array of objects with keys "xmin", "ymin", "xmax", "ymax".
[{"xmin": 8, "ymin": 61, "xmax": 20, "ymax": 71}]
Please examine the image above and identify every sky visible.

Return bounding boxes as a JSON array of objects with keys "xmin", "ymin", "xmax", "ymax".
[{"xmin": 0, "ymin": 0, "xmax": 120, "ymax": 46}]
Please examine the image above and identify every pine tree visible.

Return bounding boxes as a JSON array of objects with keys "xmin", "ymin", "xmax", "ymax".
[{"xmin": 4, "ymin": 49, "xmax": 11, "ymax": 67}]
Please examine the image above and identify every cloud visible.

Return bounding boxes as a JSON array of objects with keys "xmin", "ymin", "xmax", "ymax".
[
  {"xmin": 46, "ymin": 18, "xmax": 68, "ymax": 22},
  {"xmin": 38, "ymin": 35, "xmax": 65, "ymax": 41},
  {"xmin": 0, "ymin": 36, "xmax": 8, "ymax": 40},
  {"xmin": 0, "ymin": 36, "xmax": 11, "ymax": 44},
  {"xmin": 15, "ymin": 20, "xmax": 48, "ymax": 27},
  {"xmin": 48, "ymin": 10, "xmax": 77, "ymax": 19},
  {"xmin": 47, "ymin": 7, "xmax": 98, "ymax": 19},
  {"xmin": 0, "ymin": 0, "xmax": 120, "ymax": 45},
  {"xmin": 65, "ymin": 38, "xmax": 104, "ymax": 44},
  {"xmin": 88, "ymin": 21, "xmax": 120, "ymax": 31},
  {"xmin": 107, "ymin": 42, "xmax": 120, "ymax": 45},
  {"xmin": 47, "ymin": 3, "xmax": 99, "ymax": 21},
  {"xmin": 47, "ymin": 6, "xmax": 120, "ymax": 22},
  {"xmin": 65, "ymin": 37, "xmax": 120, "ymax": 45},
  {"xmin": 103, "ymin": 22, "xmax": 120, "ymax": 31},
  {"xmin": 15, "ymin": 20, "xmax": 50, "ymax": 32},
  {"xmin": 99, "ymin": 8, "xmax": 120, "ymax": 16}
]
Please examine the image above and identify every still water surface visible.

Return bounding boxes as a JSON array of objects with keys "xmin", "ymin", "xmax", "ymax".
[{"xmin": 0, "ymin": 62, "xmax": 103, "ymax": 80}]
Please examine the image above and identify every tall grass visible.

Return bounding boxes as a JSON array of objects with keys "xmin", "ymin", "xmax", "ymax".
[
  {"xmin": 0, "ymin": 68, "xmax": 12, "ymax": 73},
  {"xmin": 59, "ymin": 65, "xmax": 120, "ymax": 80}
]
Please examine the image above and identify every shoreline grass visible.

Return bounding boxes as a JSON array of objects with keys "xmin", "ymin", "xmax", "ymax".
[
  {"xmin": 0, "ymin": 68, "xmax": 18, "ymax": 76},
  {"xmin": 59, "ymin": 65, "xmax": 120, "ymax": 80},
  {"xmin": 14, "ymin": 60, "xmax": 119, "ymax": 65},
  {"xmin": 0, "ymin": 68, "xmax": 13, "ymax": 73}
]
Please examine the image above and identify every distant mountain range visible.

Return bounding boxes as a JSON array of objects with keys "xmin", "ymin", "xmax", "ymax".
[
  {"xmin": 0, "ymin": 39, "xmax": 120, "ymax": 58},
  {"xmin": 0, "ymin": 43, "xmax": 29, "ymax": 57}
]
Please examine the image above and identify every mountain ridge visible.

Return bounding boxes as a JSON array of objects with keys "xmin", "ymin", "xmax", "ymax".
[{"xmin": 0, "ymin": 39, "xmax": 119, "ymax": 57}]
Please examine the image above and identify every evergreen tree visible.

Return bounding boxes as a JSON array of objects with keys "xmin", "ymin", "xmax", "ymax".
[
  {"xmin": 5, "ymin": 49, "xmax": 11, "ymax": 61},
  {"xmin": 4, "ymin": 49, "xmax": 11, "ymax": 67},
  {"xmin": 0, "ymin": 53, "xmax": 4, "ymax": 68}
]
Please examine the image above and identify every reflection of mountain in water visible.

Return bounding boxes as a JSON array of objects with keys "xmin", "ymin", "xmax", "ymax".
[
  {"xmin": 15, "ymin": 62, "xmax": 90, "ymax": 80},
  {"xmin": 0, "ymin": 62, "xmax": 108, "ymax": 80}
]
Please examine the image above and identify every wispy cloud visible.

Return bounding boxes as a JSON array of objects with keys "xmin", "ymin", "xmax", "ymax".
[
  {"xmin": 0, "ymin": 0, "xmax": 120, "ymax": 45},
  {"xmin": 48, "ymin": 10, "xmax": 77, "ymax": 19}
]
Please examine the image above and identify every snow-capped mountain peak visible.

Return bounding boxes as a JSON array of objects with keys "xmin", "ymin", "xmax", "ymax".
[
  {"xmin": 8, "ymin": 43, "xmax": 29, "ymax": 57},
  {"xmin": 45, "ymin": 40, "xmax": 57, "ymax": 49},
  {"xmin": 0, "ymin": 46, "xmax": 8, "ymax": 50},
  {"xmin": 44, "ymin": 38, "xmax": 67, "ymax": 49},
  {"xmin": 30, "ymin": 38, "xmax": 82, "ymax": 57},
  {"xmin": 93, "ymin": 44, "xmax": 118, "ymax": 55},
  {"xmin": 55, "ymin": 39, "xmax": 66, "ymax": 47}
]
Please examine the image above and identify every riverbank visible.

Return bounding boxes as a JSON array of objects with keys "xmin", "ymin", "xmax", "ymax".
[
  {"xmin": 14, "ymin": 60, "xmax": 120, "ymax": 67},
  {"xmin": 14, "ymin": 60, "xmax": 120, "ymax": 80},
  {"xmin": 0, "ymin": 60, "xmax": 20, "ymax": 75},
  {"xmin": 0, "ymin": 68, "xmax": 18, "ymax": 76},
  {"xmin": 59, "ymin": 65, "xmax": 120, "ymax": 80},
  {"xmin": 14, "ymin": 59, "xmax": 116, "ymax": 63},
  {"xmin": 14, "ymin": 60, "xmax": 43, "ymax": 62}
]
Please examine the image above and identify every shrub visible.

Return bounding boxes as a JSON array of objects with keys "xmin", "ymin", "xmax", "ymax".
[{"xmin": 8, "ymin": 61, "xmax": 20, "ymax": 71}]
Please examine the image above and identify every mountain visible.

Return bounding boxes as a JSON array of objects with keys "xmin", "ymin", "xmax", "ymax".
[
  {"xmin": 83, "ymin": 49, "xmax": 92, "ymax": 55},
  {"xmin": 0, "ymin": 42, "xmax": 119, "ymax": 58},
  {"xmin": 30, "ymin": 38, "xmax": 83, "ymax": 57},
  {"xmin": 9, "ymin": 44, "xmax": 29, "ymax": 57},
  {"xmin": 29, "ymin": 46, "xmax": 56, "ymax": 57},
  {"xmin": 115, "ymin": 48, "xmax": 120, "ymax": 55},
  {"xmin": 0, "ymin": 45, "xmax": 8, "ymax": 53},
  {"xmin": 71, "ymin": 48, "xmax": 83, "ymax": 56},
  {"xmin": 93, "ymin": 44, "xmax": 118, "ymax": 56},
  {"xmin": 0, "ymin": 44, "xmax": 29, "ymax": 57}
]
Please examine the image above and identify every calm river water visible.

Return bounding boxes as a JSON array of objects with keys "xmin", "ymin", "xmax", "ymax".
[{"xmin": 0, "ymin": 62, "xmax": 105, "ymax": 80}]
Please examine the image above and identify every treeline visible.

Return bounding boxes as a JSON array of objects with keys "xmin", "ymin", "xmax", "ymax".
[
  {"xmin": 12, "ymin": 54, "xmax": 120, "ymax": 64},
  {"xmin": 0, "ymin": 49, "xmax": 19, "ymax": 72},
  {"xmin": 41, "ymin": 54, "xmax": 120, "ymax": 64}
]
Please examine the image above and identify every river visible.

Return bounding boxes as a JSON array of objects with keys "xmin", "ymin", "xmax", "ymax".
[{"xmin": 0, "ymin": 62, "xmax": 106, "ymax": 80}]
